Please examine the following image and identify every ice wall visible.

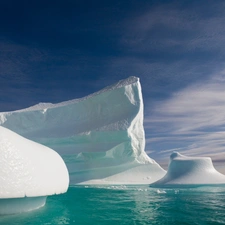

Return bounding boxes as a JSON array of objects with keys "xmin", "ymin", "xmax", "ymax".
[
  {"xmin": 0, "ymin": 77, "xmax": 166, "ymax": 184},
  {"xmin": 150, "ymin": 152, "xmax": 225, "ymax": 187}
]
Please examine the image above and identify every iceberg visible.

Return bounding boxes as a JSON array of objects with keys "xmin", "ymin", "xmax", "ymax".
[
  {"xmin": 0, "ymin": 126, "xmax": 69, "ymax": 214},
  {"xmin": 0, "ymin": 76, "xmax": 165, "ymax": 184},
  {"xmin": 150, "ymin": 152, "xmax": 225, "ymax": 187}
]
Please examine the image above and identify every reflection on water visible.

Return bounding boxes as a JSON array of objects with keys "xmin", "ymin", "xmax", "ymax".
[{"xmin": 0, "ymin": 186, "xmax": 225, "ymax": 225}]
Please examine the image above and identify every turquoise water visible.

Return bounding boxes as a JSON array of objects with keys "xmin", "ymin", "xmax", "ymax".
[{"xmin": 1, "ymin": 185, "xmax": 225, "ymax": 225}]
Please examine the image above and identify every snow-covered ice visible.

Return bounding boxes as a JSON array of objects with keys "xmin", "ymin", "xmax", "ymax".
[
  {"xmin": 150, "ymin": 152, "xmax": 225, "ymax": 187},
  {"xmin": 0, "ymin": 77, "xmax": 166, "ymax": 184},
  {"xmin": 0, "ymin": 126, "xmax": 69, "ymax": 214}
]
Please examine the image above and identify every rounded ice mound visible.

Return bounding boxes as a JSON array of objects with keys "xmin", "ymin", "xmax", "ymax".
[
  {"xmin": 0, "ymin": 126, "xmax": 69, "ymax": 214},
  {"xmin": 150, "ymin": 152, "xmax": 225, "ymax": 187}
]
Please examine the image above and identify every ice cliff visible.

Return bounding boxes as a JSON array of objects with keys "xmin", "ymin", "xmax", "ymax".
[
  {"xmin": 0, "ymin": 126, "xmax": 69, "ymax": 214},
  {"xmin": 150, "ymin": 152, "xmax": 225, "ymax": 187},
  {"xmin": 0, "ymin": 77, "xmax": 166, "ymax": 184}
]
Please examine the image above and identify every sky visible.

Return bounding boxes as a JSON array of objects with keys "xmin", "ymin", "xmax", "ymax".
[{"xmin": 1, "ymin": 0, "xmax": 225, "ymax": 172}]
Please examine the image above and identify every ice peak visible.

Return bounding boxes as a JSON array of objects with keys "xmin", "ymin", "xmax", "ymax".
[{"xmin": 170, "ymin": 151, "xmax": 182, "ymax": 160}]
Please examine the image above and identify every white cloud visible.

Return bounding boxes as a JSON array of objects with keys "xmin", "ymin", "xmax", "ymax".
[
  {"xmin": 144, "ymin": 71, "xmax": 225, "ymax": 168},
  {"xmin": 121, "ymin": 1, "xmax": 225, "ymax": 54}
]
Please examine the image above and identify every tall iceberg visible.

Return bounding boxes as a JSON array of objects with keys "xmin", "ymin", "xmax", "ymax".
[{"xmin": 0, "ymin": 77, "xmax": 165, "ymax": 184}]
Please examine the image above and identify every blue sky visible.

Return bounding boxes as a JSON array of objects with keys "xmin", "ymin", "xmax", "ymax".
[{"xmin": 1, "ymin": 0, "xmax": 225, "ymax": 172}]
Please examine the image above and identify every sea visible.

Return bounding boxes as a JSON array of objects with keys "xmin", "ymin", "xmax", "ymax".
[{"xmin": 1, "ymin": 185, "xmax": 225, "ymax": 225}]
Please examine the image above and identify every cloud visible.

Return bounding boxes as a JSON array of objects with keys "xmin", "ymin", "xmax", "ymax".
[
  {"xmin": 0, "ymin": 40, "xmax": 78, "ymax": 110},
  {"xmin": 0, "ymin": 39, "xmax": 51, "ymax": 78},
  {"xmin": 112, "ymin": 1, "xmax": 225, "ymax": 172},
  {"xmin": 121, "ymin": 1, "xmax": 225, "ymax": 55},
  {"xmin": 144, "ymin": 70, "xmax": 225, "ymax": 168}
]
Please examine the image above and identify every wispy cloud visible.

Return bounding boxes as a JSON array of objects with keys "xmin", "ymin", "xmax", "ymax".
[
  {"xmin": 144, "ymin": 70, "xmax": 225, "ymax": 168},
  {"xmin": 1, "ymin": 0, "xmax": 225, "ymax": 175},
  {"xmin": 109, "ymin": 1, "xmax": 225, "ymax": 172},
  {"xmin": 121, "ymin": 1, "xmax": 225, "ymax": 54},
  {"xmin": 0, "ymin": 39, "xmax": 103, "ymax": 110},
  {"xmin": 0, "ymin": 39, "xmax": 56, "ymax": 110}
]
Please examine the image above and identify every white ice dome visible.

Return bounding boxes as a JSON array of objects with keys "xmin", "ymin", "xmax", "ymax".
[
  {"xmin": 150, "ymin": 152, "xmax": 225, "ymax": 187},
  {"xmin": 0, "ymin": 126, "xmax": 69, "ymax": 214}
]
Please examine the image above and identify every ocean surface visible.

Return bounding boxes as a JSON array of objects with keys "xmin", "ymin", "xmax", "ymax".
[{"xmin": 1, "ymin": 185, "xmax": 225, "ymax": 225}]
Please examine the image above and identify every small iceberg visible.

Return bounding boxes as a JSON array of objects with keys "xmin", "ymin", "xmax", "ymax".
[
  {"xmin": 150, "ymin": 152, "xmax": 225, "ymax": 188},
  {"xmin": 0, "ymin": 126, "xmax": 69, "ymax": 214}
]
